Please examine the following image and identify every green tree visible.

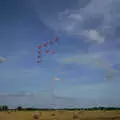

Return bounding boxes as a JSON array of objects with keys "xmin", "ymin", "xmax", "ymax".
[
  {"xmin": 4, "ymin": 105, "xmax": 8, "ymax": 111},
  {"xmin": 17, "ymin": 106, "xmax": 23, "ymax": 111}
]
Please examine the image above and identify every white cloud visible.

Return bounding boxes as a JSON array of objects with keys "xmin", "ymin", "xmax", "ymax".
[
  {"xmin": 34, "ymin": 0, "xmax": 115, "ymax": 44},
  {"xmin": 34, "ymin": 0, "xmax": 120, "ymax": 45},
  {"xmin": 0, "ymin": 56, "xmax": 6, "ymax": 63},
  {"xmin": 68, "ymin": 13, "xmax": 83, "ymax": 21},
  {"xmin": 54, "ymin": 77, "xmax": 60, "ymax": 81},
  {"xmin": 55, "ymin": 82, "xmax": 120, "ymax": 98},
  {"xmin": 59, "ymin": 52, "xmax": 102, "ymax": 64},
  {"xmin": 58, "ymin": 50, "xmax": 120, "ymax": 73},
  {"xmin": 1, "ymin": 81, "xmax": 120, "ymax": 108},
  {"xmin": 54, "ymin": 81, "xmax": 120, "ymax": 107},
  {"xmin": 82, "ymin": 30, "xmax": 104, "ymax": 43}
]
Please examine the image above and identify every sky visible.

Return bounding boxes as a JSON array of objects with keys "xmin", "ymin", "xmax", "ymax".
[{"xmin": 0, "ymin": 0, "xmax": 120, "ymax": 108}]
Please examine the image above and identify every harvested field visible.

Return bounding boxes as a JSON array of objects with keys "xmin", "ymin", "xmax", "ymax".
[{"xmin": 0, "ymin": 110, "xmax": 120, "ymax": 120}]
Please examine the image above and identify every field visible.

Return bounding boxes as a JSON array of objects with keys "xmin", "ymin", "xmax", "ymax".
[{"xmin": 0, "ymin": 110, "xmax": 120, "ymax": 120}]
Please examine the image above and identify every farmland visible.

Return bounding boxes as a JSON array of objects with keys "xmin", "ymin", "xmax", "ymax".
[{"xmin": 0, "ymin": 110, "xmax": 120, "ymax": 120}]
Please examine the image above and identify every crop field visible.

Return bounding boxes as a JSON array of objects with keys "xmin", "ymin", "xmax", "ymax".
[{"xmin": 0, "ymin": 110, "xmax": 120, "ymax": 120}]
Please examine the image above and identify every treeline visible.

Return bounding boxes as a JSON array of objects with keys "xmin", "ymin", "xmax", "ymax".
[
  {"xmin": 61, "ymin": 107, "xmax": 120, "ymax": 111},
  {"xmin": 0, "ymin": 105, "xmax": 120, "ymax": 111},
  {"xmin": 15, "ymin": 106, "xmax": 120, "ymax": 111},
  {"xmin": 0, "ymin": 105, "xmax": 8, "ymax": 111}
]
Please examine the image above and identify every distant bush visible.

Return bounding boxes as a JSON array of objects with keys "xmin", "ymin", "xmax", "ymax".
[{"xmin": 16, "ymin": 106, "xmax": 23, "ymax": 111}]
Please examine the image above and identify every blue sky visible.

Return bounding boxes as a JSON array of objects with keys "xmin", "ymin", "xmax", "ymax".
[{"xmin": 0, "ymin": 0, "xmax": 120, "ymax": 108}]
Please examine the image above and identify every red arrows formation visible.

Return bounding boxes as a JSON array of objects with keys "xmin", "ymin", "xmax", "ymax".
[{"xmin": 36, "ymin": 37, "xmax": 59, "ymax": 63}]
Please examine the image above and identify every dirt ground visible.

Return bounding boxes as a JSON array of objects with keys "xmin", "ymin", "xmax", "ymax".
[{"xmin": 0, "ymin": 110, "xmax": 120, "ymax": 120}]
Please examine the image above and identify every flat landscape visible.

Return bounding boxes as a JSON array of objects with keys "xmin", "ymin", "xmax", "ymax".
[{"xmin": 0, "ymin": 110, "xmax": 120, "ymax": 120}]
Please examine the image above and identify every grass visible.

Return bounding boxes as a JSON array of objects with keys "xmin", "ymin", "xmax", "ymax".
[{"xmin": 0, "ymin": 110, "xmax": 120, "ymax": 120}]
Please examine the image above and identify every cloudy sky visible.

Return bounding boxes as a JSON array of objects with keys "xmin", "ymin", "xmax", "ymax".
[{"xmin": 0, "ymin": 0, "xmax": 120, "ymax": 108}]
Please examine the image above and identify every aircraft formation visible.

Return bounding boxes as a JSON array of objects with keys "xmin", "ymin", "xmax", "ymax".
[
  {"xmin": 1, "ymin": 36, "xmax": 120, "ymax": 80},
  {"xmin": 36, "ymin": 37, "xmax": 59, "ymax": 63}
]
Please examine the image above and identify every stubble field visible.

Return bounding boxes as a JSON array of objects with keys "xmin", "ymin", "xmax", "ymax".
[{"xmin": 0, "ymin": 110, "xmax": 120, "ymax": 120}]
